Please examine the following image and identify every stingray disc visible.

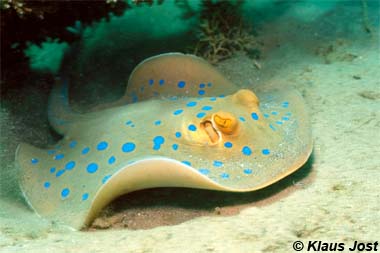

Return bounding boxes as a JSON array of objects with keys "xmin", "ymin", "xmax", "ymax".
[{"xmin": 16, "ymin": 53, "xmax": 312, "ymax": 230}]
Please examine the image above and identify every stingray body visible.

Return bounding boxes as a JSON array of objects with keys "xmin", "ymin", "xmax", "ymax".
[{"xmin": 16, "ymin": 53, "xmax": 312, "ymax": 230}]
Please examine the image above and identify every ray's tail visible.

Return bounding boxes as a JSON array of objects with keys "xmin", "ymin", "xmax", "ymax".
[{"xmin": 48, "ymin": 77, "xmax": 80, "ymax": 135}]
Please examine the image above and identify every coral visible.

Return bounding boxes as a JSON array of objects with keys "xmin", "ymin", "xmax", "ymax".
[
  {"xmin": 23, "ymin": 38, "xmax": 69, "ymax": 74},
  {"xmin": 0, "ymin": 0, "xmax": 125, "ymax": 19},
  {"xmin": 193, "ymin": 0, "xmax": 259, "ymax": 64},
  {"xmin": 1, "ymin": 0, "xmax": 36, "ymax": 18}
]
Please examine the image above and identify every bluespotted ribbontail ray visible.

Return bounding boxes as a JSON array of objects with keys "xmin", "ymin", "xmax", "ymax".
[{"xmin": 16, "ymin": 53, "xmax": 312, "ymax": 230}]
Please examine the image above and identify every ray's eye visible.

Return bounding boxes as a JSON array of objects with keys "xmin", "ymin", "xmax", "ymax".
[
  {"xmin": 200, "ymin": 111, "xmax": 239, "ymax": 144},
  {"xmin": 213, "ymin": 113, "xmax": 237, "ymax": 135},
  {"xmin": 214, "ymin": 115, "xmax": 230, "ymax": 127}
]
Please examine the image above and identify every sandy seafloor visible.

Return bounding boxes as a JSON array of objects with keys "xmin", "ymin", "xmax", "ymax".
[{"xmin": 1, "ymin": 3, "xmax": 379, "ymax": 253}]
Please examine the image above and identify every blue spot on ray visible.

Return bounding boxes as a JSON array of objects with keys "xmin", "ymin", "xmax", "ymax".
[
  {"xmin": 181, "ymin": 161, "xmax": 191, "ymax": 166},
  {"xmin": 251, "ymin": 112, "xmax": 259, "ymax": 120},
  {"xmin": 61, "ymin": 188, "xmax": 70, "ymax": 198},
  {"xmin": 198, "ymin": 90, "xmax": 205, "ymax": 95},
  {"xmin": 82, "ymin": 147, "xmax": 90, "ymax": 155},
  {"xmin": 172, "ymin": 144, "xmax": 178, "ymax": 151},
  {"xmin": 108, "ymin": 156, "xmax": 116, "ymax": 165},
  {"xmin": 65, "ymin": 161, "xmax": 76, "ymax": 170},
  {"xmin": 50, "ymin": 167, "xmax": 56, "ymax": 173},
  {"xmin": 202, "ymin": 106, "xmax": 212, "ymax": 111},
  {"xmin": 199, "ymin": 168, "xmax": 210, "ymax": 175},
  {"xmin": 213, "ymin": 161, "xmax": 223, "ymax": 167},
  {"xmin": 122, "ymin": 142, "xmax": 136, "ymax": 153},
  {"xmin": 199, "ymin": 83, "xmax": 205, "ymax": 88},
  {"xmin": 262, "ymin": 149, "xmax": 270, "ymax": 155},
  {"xmin": 87, "ymin": 163, "xmax": 98, "ymax": 173},
  {"xmin": 153, "ymin": 136, "xmax": 165, "ymax": 150},
  {"xmin": 207, "ymin": 83, "xmax": 212, "ymax": 87},
  {"xmin": 154, "ymin": 120, "xmax": 161, "ymax": 126},
  {"xmin": 173, "ymin": 109, "xmax": 183, "ymax": 115},
  {"xmin": 188, "ymin": 124, "xmax": 197, "ymax": 131},
  {"xmin": 242, "ymin": 146, "xmax": 252, "ymax": 156},
  {"xmin": 210, "ymin": 97, "xmax": 217, "ymax": 101},
  {"xmin": 186, "ymin": 101, "xmax": 197, "ymax": 107},
  {"xmin": 69, "ymin": 140, "xmax": 77, "ymax": 148},
  {"xmin": 44, "ymin": 182, "xmax": 50, "ymax": 189},
  {"xmin": 56, "ymin": 169, "xmax": 65, "ymax": 177},
  {"xmin": 175, "ymin": 132, "xmax": 181, "ymax": 138},
  {"xmin": 54, "ymin": 154, "xmax": 64, "ymax": 160},
  {"xmin": 97, "ymin": 141, "xmax": 108, "ymax": 151},
  {"xmin": 243, "ymin": 169, "xmax": 253, "ymax": 175},
  {"xmin": 102, "ymin": 175, "xmax": 112, "ymax": 184},
  {"xmin": 239, "ymin": 116, "xmax": 246, "ymax": 122},
  {"xmin": 196, "ymin": 112, "xmax": 206, "ymax": 118},
  {"xmin": 31, "ymin": 158, "xmax": 39, "ymax": 164},
  {"xmin": 220, "ymin": 173, "xmax": 229, "ymax": 179},
  {"xmin": 159, "ymin": 79, "xmax": 164, "ymax": 85},
  {"xmin": 177, "ymin": 81, "xmax": 186, "ymax": 88},
  {"xmin": 82, "ymin": 193, "xmax": 89, "ymax": 201},
  {"xmin": 224, "ymin": 142, "xmax": 233, "ymax": 148},
  {"xmin": 153, "ymin": 136, "xmax": 165, "ymax": 144},
  {"xmin": 282, "ymin": 116, "xmax": 289, "ymax": 121},
  {"xmin": 271, "ymin": 111, "xmax": 278, "ymax": 115},
  {"xmin": 149, "ymin": 79, "xmax": 154, "ymax": 85}
]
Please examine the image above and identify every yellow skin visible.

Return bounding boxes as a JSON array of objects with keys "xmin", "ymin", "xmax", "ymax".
[
  {"xmin": 16, "ymin": 53, "xmax": 312, "ymax": 230},
  {"xmin": 200, "ymin": 88, "xmax": 259, "ymax": 143}
]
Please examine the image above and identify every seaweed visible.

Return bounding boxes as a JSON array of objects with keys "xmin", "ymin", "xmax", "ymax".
[{"xmin": 193, "ymin": 0, "xmax": 259, "ymax": 64}]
